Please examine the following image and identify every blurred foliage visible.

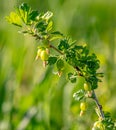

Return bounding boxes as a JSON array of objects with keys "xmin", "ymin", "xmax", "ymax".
[{"xmin": 0, "ymin": 0, "xmax": 116, "ymax": 130}]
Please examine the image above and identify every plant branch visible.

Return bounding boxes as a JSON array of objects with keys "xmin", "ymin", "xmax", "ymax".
[
  {"xmin": 7, "ymin": 3, "xmax": 116, "ymax": 128},
  {"xmin": 49, "ymin": 43, "xmax": 105, "ymax": 119},
  {"xmin": 74, "ymin": 67, "xmax": 105, "ymax": 119},
  {"xmin": 49, "ymin": 44, "xmax": 64, "ymax": 55},
  {"xmin": 74, "ymin": 66, "xmax": 83, "ymax": 76},
  {"xmin": 26, "ymin": 19, "xmax": 105, "ymax": 120},
  {"xmin": 92, "ymin": 90, "xmax": 105, "ymax": 119}
]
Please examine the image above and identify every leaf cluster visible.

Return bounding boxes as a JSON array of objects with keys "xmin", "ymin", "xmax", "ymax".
[
  {"xmin": 102, "ymin": 112, "xmax": 116, "ymax": 130},
  {"xmin": 6, "ymin": 3, "xmax": 63, "ymax": 42},
  {"xmin": 57, "ymin": 41, "xmax": 103, "ymax": 89},
  {"xmin": 73, "ymin": 89, "xmax": 85, "ymax": 101}
]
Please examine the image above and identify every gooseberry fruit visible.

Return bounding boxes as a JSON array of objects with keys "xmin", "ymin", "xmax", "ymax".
[
  {"xmin": 35, "ymin": 47, "xmax": 46, "ymax": 60},
  {"xmin": 40, "ymin": 50, "xmax": 49, "ymax": 61},
  {"xmin": 80, "ymin": 102, "xmax": 87, "ymax": 111},
  {"xmin": 92, "ymin": 121, "xmax": 104, "ymax": 130},
  {"xmin": 84, "ymin": 82, "xmax": 91, "ymax": 91}
]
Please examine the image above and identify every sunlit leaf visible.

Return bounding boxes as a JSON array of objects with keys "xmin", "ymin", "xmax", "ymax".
[
  {"xmin": 46, "ymin": 21, "xmax": 53, "ymax": 32},
  {"xmin": 73, "ymin": 89, "xmax": 85, "ymax": 101},
  {"xmin": 50, "ymin": 31, "xmax": 63, "ymax": 41},
  {"xmin": 6, "ymin": 12, "xmax": 22, "ymax": 27},
  {"xmin": 42, "ymin": 11, "xmax": 53, "ymax": 21}
]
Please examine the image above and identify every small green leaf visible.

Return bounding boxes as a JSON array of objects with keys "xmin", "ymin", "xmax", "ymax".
[
  {"xmin": 102, "ymin": 112, "xmax": 116, "ymax": 129},
  {"xmin": 82, "ymin": 46, "xmax": 89, "ymax": 56},
  {"xmin": 58, "ymin": 39, "xmax": 69, "ymax": 51},
  {"xmin": 42, "ymin": 11, "xmax": 53, "ymax": 21},
  {"xmin": 6, "ymin": 12, "xmax": 22, "ymax": 27},
  {"xmin": 17, "ymin": 3, "xmax": 31, "ymax": 24},
  {"xmin": 75, "ymin": 45, "xmax": 83, "ymax": 50},
  {"xmin": 68, "ymin": 72, "xmax": 77, "ymax": 83},
  {"xmin": 51, "ymin": 31, "xmax": 63, "ymax": 35},
  {"xmin": 18, "ymin": 30, "xmax": 28, "ymax": 34},
  {"xmin": 50, "ymin": 31, "xmax": 63, "ymax": 41},
  {"xmin": 73, "ymin": 89, "xmax": 85, "ymax": 101},
  {"xmin": 36, "ymin": 21, "xmax": 47, "ymax": 32},
  {"xmin": 87, "ymin": 76, "xmax": 98, "ymax": 89},
  {"xmin": 56, "ymin": 59, "xmax": 64, "ymax": 71},
  {"xmin": 29, "ymin": 10, "xmax": 38, "ymax": 20},
  {"xmin": 20, "ymin": 3, "xmax": 30, "ymax": 12},
  {"xmin": 46, "ymin": 21, "xmax": 53, "ymax": 32},
  {"xmin": 48, "ymin": 56, "xmax": 57, "ymax": 65}
]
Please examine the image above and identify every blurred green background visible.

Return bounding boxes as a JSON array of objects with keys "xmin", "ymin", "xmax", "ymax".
[{"xmin": 0, "ymin": 0, "xmax": 116, "ymax": 130}]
